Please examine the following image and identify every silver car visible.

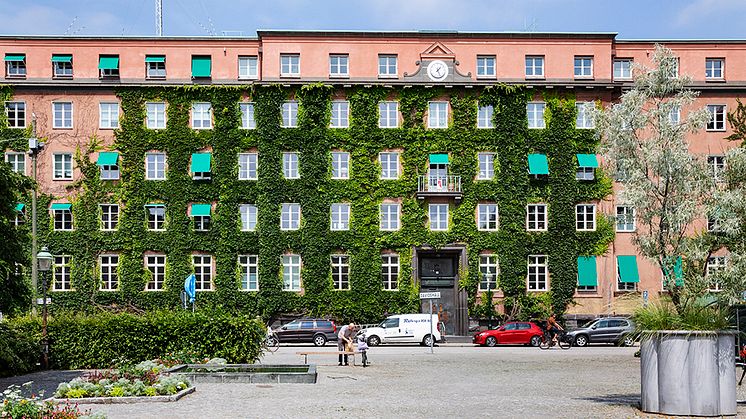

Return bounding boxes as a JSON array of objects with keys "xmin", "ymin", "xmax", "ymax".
[{"xmin": 566, "ymin": 317, "xmax": 636, "ymax": 347}]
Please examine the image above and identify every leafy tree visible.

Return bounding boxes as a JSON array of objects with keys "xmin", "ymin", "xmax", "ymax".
[{"xmin": 0, "ymin": 159, "xmax": 32, "ymax": 316}]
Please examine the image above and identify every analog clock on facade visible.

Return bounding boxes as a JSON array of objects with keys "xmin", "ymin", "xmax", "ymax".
[{"xmin": 426, "ymin": 60, "xmax": 449, "ymax": 81}]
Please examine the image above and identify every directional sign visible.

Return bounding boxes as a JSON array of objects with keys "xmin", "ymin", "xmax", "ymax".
[
  {"xmin": 419, "ymin": 292, "xmax": 441, "ymax": 299},
  {"xmin": 36, "ymin": 298, "xmax": 51, "ymax": 305}
]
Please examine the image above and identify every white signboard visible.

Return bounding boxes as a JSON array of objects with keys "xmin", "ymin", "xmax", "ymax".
[
  {"xmin": 36, "ymin": 298, "xmax": 51, "ymax": 305},
  {"xmin": 419, "ymin": 292, "xmax": 441, "ymax": 299}
]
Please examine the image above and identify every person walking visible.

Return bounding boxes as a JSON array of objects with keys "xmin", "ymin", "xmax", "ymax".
[{"xmin": 338, "ymin": 322, "xmax": 355, "ymax": 366}]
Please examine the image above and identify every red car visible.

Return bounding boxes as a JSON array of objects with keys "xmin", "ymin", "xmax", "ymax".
[{"xmin": 472, "ymin": 321, "xmax": 544, "ymax": 347}]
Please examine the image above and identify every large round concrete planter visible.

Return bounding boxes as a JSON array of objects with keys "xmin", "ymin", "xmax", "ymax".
[{"xmin": 640, "ymin": 331, "xmax": 736, "ymax": 416}]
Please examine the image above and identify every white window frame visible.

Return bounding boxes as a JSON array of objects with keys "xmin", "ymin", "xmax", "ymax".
[
  {"xmin": 100, "ymin": 204, "xmax": 119, "ymax": 231},
  {"xmin": 428, "ymin": 101, "xmax": 448, "ymax": 129},
  {"xmin": 613, "ymin": 59, "xmax": 632, "ymax": 80},
  {"xmin": 240, "ymin": 204, "xmax": 257, "ymax": 231},
  {"xmin": 53, "ymin": 255, "xmax": 72, "ymax": 291},
  {"xmin": 378, "ymin": 101, "xmax": 399, "ymax": 128},
  {"xmin": 576, "ymin": 166, "xmax": 595, "ymax": 181},
  {"xmin": 705, "ymin": 58, "xmax": 724, "ymax": 80},
  {"xmin": 5, "ymin": 101, "xmax": 26, "ymax": 128},
  {"xmin": 329, "ymin": 54, "xmax": 349, "ymax": 78},
  {"xmin": 331, "ymin": 151, "xmax": 350, "ymax": 179},
  {"xmin": 330, "ymin": 203, "xmax": 350, "ymax": 231},
  {"xmin": 53, "ymin": 153, "xmax": 73, "ymax": 180},
  {"xmin": 282, "ymin": 254, "xmax": 301, "ymax": 291},
  {"xmin": 526, "ymin": 204, "xmax": 547, "ymax": 231},
  {"xmin": 477, "ymin": 204, "xmax": 499, "ymax": 231},
  {"xmin": 706, "ymin": 105, "xmax": 726, "ymax": 131},
  {"xmin": 574, "ymin": 56, "xmax": 593, "ymax": 78},
  {"xmin": 281, "ymin": 203, "xmax": 301, "ymax": 230},
  {"xmin": 477, "ymin": 153, "xmax": 495, "ymax": 180},
  {"xmin": 525, "ymin": 56, "xmax": 544, "ymax": 78},
  {"xmin": 331, "ymin": 254, "xmax": 350, "ymax": 290},
  {"xmin": 477, "ymin": 104, "xmax": 494, "ymax": 129},
  {"xmin": 98, "ymin": 103, "xmax": 119, "ymax": 129},
  {"xmin": 476, "ymin": 55, "xmax": 496, "ymax": 78},
  {"xmin": 146, "ymin": 102, "xmax": 166, "ymax": 129},
  {"xmin": 379, "ymin": 152, "xmax": 400, "ymax": 180},
  {"xmin": 382, "ymin": 254, "xmax": 399, "ymax": 291},
  {"xmin": 99, "ymin": 254, "xmax": 119, "ymax": 291},
  {"xmin": 100, "ymin": 159, "xmax": 120, "ymax": 181},
  {"xmin": 145, "ymin": 254, "xmax": 166, "ymax": 291},
  {"xmin": 53, "ymin": 207, "xmax": 73, "ymax": 231},
  {"xmin": 191, "ymin": 102, "xmax": 212, "ymax": 129},
  {"xmin": 4, "ymin": 152, "xmax": 25, "ymax": 175},
  {"xmin": 282, "ymin": 101, "xmax": 298, "ymax": 128},
  {"xmin": 615, "ymin": 205, "xmax": 635, "ymax": 232},
  {"xmin": 668, "ymin": 105, "xmax": 681, "ymax": 125},
  {"xmin": 238, "ymin": 56, "xmax": 258, "ymax": 80},
  {"xmin": 707, "ymin": 214, "xmax": 721, "ymax": 233},
  {"xmin": 147, "ymin": 204, "xmax": 166, "ymax": 231},
  {"xmin": 6, "ymin": 58, "xmax": 26, "ymax": 77},
  {"xmin": 53, "ymin": 60, "xmax": 73, "ymax": 78},
  {"xmin": 706, "ymin": 256, "xmax": 727, "ymax": 292},
  {"xmin": 240, "ymin": 102, "xmax": 256, "ymax": 129},
  {"xmin": 145, "ymin": 152, "xmax": 166, "ymax": 180},
  {"xmin": 527, "ymin": 255, "xmax": 548, "ymax": 291},
  {"xmin": 378, "ymin": 54, "xmax": 398, "ymax": 78},
  {"xmin": 283, "ymin": 152, "xmax": 299, "ymax": 179},
  {"xmin": 708, "ymin": 155, "xmax": 725, "ymax": 183},
  {"xmin": 576, "ymin": 204, "xmax": 596, "ymax": 231},
  {"xmin": 527, "ymin": 102, "xmax": 546, "ymax": 129},
  {"xmin": 193, "ymin": 212, "xmax": 211, "ymax": 232},
  {"xmin": 146, "ymin": 60, "xmax": 166, "ymax": 79},
  {"xmin": 380, "ymin": 203, "xmax": 401, "ymax": 231},
  {"xmin": 280, "ymin": 54, "xmax": 300, "ymax": 77},
  {"xmin": 239, "ymin": 255, "xmax": 259, "ymax": 291},
  {"xmin": 192, "ymin": 254, "xmax": 213, "ymax": 290},
  {"xmin": 52, "ymin": 102, "xmax": 73, "ymax": 129},
  {"xmin": 616, "ymin": 260, "xmax": 637, "ymax": 292},
  {"xmin": 238, "ymin": 152, "xmax": 258, "ymax": 180},
  {"xmin": 330, "ymin": 101, "xmax": 349, "ymax": 128},
  {"xmin": 575, "ymin": 102, "xmax": 594, "ymax": 129},
  {"xmin": 479, "ymin": 254, "xmax": 499, "ymax": 291},
  {"xmin": 429, "ymin": 203, "xmax": 449, "ymax": 231}
]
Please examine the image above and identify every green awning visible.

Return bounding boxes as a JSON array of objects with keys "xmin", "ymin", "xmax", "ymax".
[
  {"xmin": 50, "ymin": 203, "xmax": 72, "ymax": 211},
  {"xmin": 577, "ymin": 256, "xmax": 598, "ymax": 286},
  {"xmin": 528, "ymin": 153, "xmax": 549, "ymax": 175},
  {"xmin": 577, "ymin": 154, "xmax": 599, "ymax": 168},
  {"xmin": 51, "ymin": 54, "xmax": 72, "ymax": 63},
  {"xmin": 96, "ymin": 152, "xmax": 119, "ymax": 166},
  {"xmin": 144, "ymin": 203, "xmax": 164, "ymax": 208},
  {"xmin": 5, "ymin": 54, "xmax": 25, "ymax": 61},
  {"xmin": 191, "ymin": 203, "xmax": 211, "ymax": 217},
  {"xmin": 192, "ymin": 56, "xmax": 211, "ymax": 78},
  {"xmin": 190, "ymin": 153, "xmax": 211, "ymax": 173},
  {"xmin": 15, "ymin": 203, "xmax": 25, "ymax": 212},
  {"xmin": 617, "ymin": 255, "xmax": 640, "ymax": 283},
  {"xmin": 429, "ymin": 154, "xmax": 449, "ymax": 165},
  {"xmin": 144, "ymin": 55, "xmax": 165, "ymax": 63},
  {"xmin": 98, "ymin": 56, "xmax": 119, "ymax": 70}
]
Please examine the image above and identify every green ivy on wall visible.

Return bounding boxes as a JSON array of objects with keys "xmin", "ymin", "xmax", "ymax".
[{"xmin": 1, "ymin": 83, "xmax": 613, "ymax": 322}]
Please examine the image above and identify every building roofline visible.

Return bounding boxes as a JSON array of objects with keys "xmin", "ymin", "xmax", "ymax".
[
  {"xmin": 256, "ymin": 29, "xmax": 618, "ymax": 39},
  {"xmin": 616, "ymin": 38, "xmax": 746, "ymax": 44},
  {"xmin": 0, "ymin": 35, "xmax": 258, "ymax": 41}
]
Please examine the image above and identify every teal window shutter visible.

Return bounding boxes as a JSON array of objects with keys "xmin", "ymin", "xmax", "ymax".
[
  {"xmin": 528, "ymin": 154, "xmax": 549, "ymax": 175},
  {"xmin": 4, "ymin": 54, "xmax": 25, "ymax": 62},
  {"xmin": 96, "ymin": 152, "xmax": 119, "ymax": 166},
  {"xmin": 51, "ymin": 54, "xmax": 73, "ymax": 63},
  {"xmin": 190, "ymin": 153, "xmax": 212, "ymax": 173},
  {"xmin": 144, "ymin": 55, "xmax": 166, "ymax": 63},
  {"xmin": 192, "ymin": 56, "xmax": 212, "ymax": 78},
  {"xmin": 15, "ymin": 203, "xmax": 25, "ymax": 212},
  {"xmin": 50, "ymin": 203, "xmax": 72, "ymax": 211},
  {"xmin": 98, "ymin": 56, "xmax": 119, "ymax": 70},
  {"xmin": 577, "ymin": 256, "xmax": 597, "ymax": 286},
  {"xmin": 617, "ymin": 255, "xmax": 640, "ymax": 283},
  {"xmin": 191, "ymin": 203, "xmax": 212, "ymax": 217},
  {"xmin": 576, "ymin": 154, "xmax": 599, "ymax": 168},
  {"xmin": 428, "ymin": 154, "xmax": 449, "ymax": 165}
]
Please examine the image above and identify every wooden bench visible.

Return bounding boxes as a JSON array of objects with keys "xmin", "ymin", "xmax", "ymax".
[{"xmin": 296, "ymin": 351, "xmax": 359, "ymax": 365}]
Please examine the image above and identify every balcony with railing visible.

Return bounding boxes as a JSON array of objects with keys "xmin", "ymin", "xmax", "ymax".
[{"xmin": 416, "ymin": 175, "xmax": 462, "ymax": 200}]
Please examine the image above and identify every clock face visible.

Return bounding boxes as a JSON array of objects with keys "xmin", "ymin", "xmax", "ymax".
[{"xmin": 427, "ymin": 60, "xmax": 449, "ymax": 81}]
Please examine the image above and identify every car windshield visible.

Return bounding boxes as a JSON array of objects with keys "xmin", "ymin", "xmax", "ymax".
[{"xmin": 581, "ymin": 320, "xmax": 597, "ymax": 328}]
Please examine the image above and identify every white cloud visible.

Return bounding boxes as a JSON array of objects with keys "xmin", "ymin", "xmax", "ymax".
[{"xmin": 674, "ymin": 0, "xmax": 746, "ymax": 28}]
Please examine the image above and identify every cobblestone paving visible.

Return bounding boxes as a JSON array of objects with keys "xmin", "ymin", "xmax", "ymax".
[{"xmin": 5, "ymin": 344, "xmax": 746, "ymax": 418}]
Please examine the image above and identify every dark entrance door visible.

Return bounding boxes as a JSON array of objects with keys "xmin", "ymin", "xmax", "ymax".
[{"xmin": 418, "ymin": 251, "xmax": 463, "ymax": 336}]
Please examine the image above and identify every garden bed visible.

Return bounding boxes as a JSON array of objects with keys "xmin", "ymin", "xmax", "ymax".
[
  {"xmin": 51, "ymin": 386, "xmax": 195, "ymax": 404},
  {"xmin": 167, "ymin": 364, "xmax": 317, "ymax": 384}
]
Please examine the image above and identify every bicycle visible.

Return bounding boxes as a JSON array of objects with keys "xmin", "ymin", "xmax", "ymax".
[
  {"xmin": 263, "ymin": 326, "xmax": 280, "ymax": 353},
  {"xmin": 539, "ymin": 329, "xmax": 571, "ymax": 350}
]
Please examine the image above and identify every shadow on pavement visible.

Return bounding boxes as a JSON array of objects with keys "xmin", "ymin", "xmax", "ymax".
[
  {"xmin": 0, "ymin": 370, "xmax": 84, "ymax": 398},
  {"xmin": 576, "ymin": 393, "xmax": 640, "ymax": 408}
]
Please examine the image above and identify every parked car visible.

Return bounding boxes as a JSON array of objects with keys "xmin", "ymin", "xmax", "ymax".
[
  {"xmin": 472, "ymin": 321, "xmax": 544, "ymax": 347},
  {"xmin": 274, "ymin": 318, "xmax": 338, "ymax": 346},
  {"xmin": 566, "ymin": 317, "xmax": 636, "ymax": 347},
  {"xmin": 360, "ymin": 314, "xmax": 441, "ymax": 346}
]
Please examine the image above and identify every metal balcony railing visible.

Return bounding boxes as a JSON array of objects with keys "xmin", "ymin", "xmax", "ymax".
[{"xmin": 417, "ymin": 175, "xmax": 462, "ymax": 199}]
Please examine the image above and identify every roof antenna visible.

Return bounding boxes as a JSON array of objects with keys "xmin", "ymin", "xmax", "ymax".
[
  {"xmin": 155, "ymin": 0, "xmax": 163, "ymax": 36},
  {"xmin": 64, "ymin": 16, "xmax": 78, "ymax": 36}
]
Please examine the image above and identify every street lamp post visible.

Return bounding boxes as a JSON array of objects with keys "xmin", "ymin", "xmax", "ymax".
[
  {"xmin": 36, "ymin": 246, "xmax": 53, "ymax": 369},
  {"xmin": 28, "ymin": 116, "xmax": 42, "ymax": 315}
]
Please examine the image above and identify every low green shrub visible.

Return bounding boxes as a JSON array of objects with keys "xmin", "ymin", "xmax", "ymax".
[{"xmin": 0, "ymin": 320, "xmax": 41, "ymax": 377}]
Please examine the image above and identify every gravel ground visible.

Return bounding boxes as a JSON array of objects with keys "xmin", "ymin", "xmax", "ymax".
[{"xmin": 4, "ymin": 344, "xmax": 746, "ymax": 418}]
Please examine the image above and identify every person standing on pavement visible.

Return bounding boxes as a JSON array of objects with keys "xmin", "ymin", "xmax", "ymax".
[{"xmin": 338, "ymin": 323, "xmax": 355, "ymax": 366}]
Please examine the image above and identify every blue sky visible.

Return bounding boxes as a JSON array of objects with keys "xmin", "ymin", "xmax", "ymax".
[{"xmin": 0, "ymin": 0, "xmax": 745, "ymax": 39}]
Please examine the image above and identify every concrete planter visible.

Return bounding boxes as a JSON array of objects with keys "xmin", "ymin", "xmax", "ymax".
[{"xmin": 640, "ymin": 331, "xmax": 736, "ymax": 416}]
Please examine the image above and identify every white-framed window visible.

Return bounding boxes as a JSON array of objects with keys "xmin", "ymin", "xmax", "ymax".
[
  {"xmin": 240, "ymin": 103, "xmax": 256, "ymax": 129},
  {"xmin": 100, "ymin": 204, "xmax": 119, "ymax": 231},
  {"xmin": 707, "ymin": 105, "xmax": 725, "ymax": 131},
  {"xmin": 280, "ymin": 54, "xmax": 300, "ymax": 77},
  {"xmin": 53, "ymin": 153, "xmax": 73, "ymax": 180},
  {"xmin": 52, "ymin": 102, "xmax": 73, "ymax": 129},
  {"xmin": 378, "ymin": 54, "xmax": 398, "ymax": 77},
  {"xmin": 53, "ymin": 255, "xmax": 72, "ymax": 291},
  {"xmin": 240, "ymin": 204, "xmax": 257, "ymax": 231},
  {"xmin": 5, "ymin": 101, "xmax": 25, "ymax": 128},
  {"xmin": 331, "ymin": 254, "xmax": 350, "ymax": 290},
  {"xmin": 708, "ymin": 155, "xmax": 725, "ymax": 182},
  {"xmin": 99, "ymin": 254, "xmax": 119, "ymax": 291},
  {"xmin": 99, "ymin": 158, "xmax": 119, "ymax": 180},
  {"xmin": 478, "ymin": 153, "xmax": 495, "ymax": 180},
  {"xmin": 382, "ymin": 254, "xmax": 399, "ymax": 290},
  {"xmin": 668, "ymin": 104, "xmax": 681, "ymax": 125},
  {"xmin": 526, "ymin": 204, "xmax": 547, "ymax": 231},
  {"xmin": 576, "ymin": 204, "xmax": 596, "ymax": 231},
  {"xmin": 379, "ymin": 152, "xmax": 400, "ymax": 179},
  {"xmin": 574, "ymin": 56, "xmax": 593, "ymax": 78},
  {"xmin": 616, "ymin": 262, "xmax": 637, "ymax": 292},
  {"xmin": 146, "ymin": 56, "xmax": 166, "ymax": 78},
  {"xmin": 380, "ymin": 203, "xmax": 400, "ymax": 231},
  {"xmin": 191, "ymin": 102, "xmax": 212, "ymax": 129},
  {"xmin": 613, "ymin": 59, "xmax": 632, "ymax": 80},
  {"xmin": 99, "ymin": 55, "xmax": 119, "ymax": 78},
  {"xmin": 330, "ymin": 203, "xmax": 350, "ymax": 231},
  {"xmin": 616, "ymin": 206, "xmax": 635, "ymax": 232},
  {"xmin": 378, "ymin": 101, "xmax": 399, "ymax": 128},
  {"xmin": 576, "ymin": 166, "xmax": 595, "ymax": 181},
  {"xmin": 192, "ymin": 254, "xmax": 213, "ymax": 290},
  {"xmin": 329, "ymin": 54, "xmax": 349, "ymax": 77},
  {"xmin": 145, "ymin": 254, "xmax": 166, "ymax": 291},
  {"xmin": 477, "ymin": 204, "xmax": 499, "ymax": 231},
  {"xmin": 238, "ymin": 56, "xmax": 258, "ymax": 79},
  {"xmin": 53, "ymin": 206, "xmax": 73, "ymax": 231},
  {"xmin": 525, "ymin": 56, "xmax": 544, "ymax": 78},
  {"xmin": 53, "ymin": 59, "xmax": 73, "ymax": 78},
  {"xmin": 238, "ymin": 255, "xmax": 259, "ymax": 291},
  {"xmin": 429, "ymin": 204, "xmax": 449, "ymax": 231},
  {"xmin": 238, "ymin": 153, "xmax": 258, "ymax": 180},
  {"xmin": 707, "ymin": 214, "xmax": 721, "ymax": 233},
  {"xmin": 479, "ymin": 254, "xmax": 499, "ymax": 291},
  {"xmin": 145, "ymin": 152, "xmax": 166, "ymax": 180},
  {"xmin": 281, "ymin": 203, "xmax": 301, "ymax": 230},
  {"xmin": 283, "ymin": 152, "xmax": 299, "ymax": 179},
  {"xmin": 575, "ymin": 102, "xmax": 594, "ymax": 129},
  {"xmin": 705, "ymin": 58, "xmax": 724, "ymax": 80},
  {"xmin": 282, "ymin": 101, "xmax": 298, "ymax": 128},
  {"xmin": 331, "ymin": 152, "xmax": 350, "ymax": 179},
  {"xmin": 428, "ymin": 101, "xmax": 448, "ymax": 129},
  {"xmin": 667, "ymin": 58, "xmax": 680, "ymax": 78},
  {"xmin": 527, "ymin": 102, "xmax": 546, "ymax": 129},
  {"xmin": 706, "ymin": 256, "xmax": 727, "ymax": 292},
  {"xmin": 146, "ymin": 204, "xmax": 166, "ymax": 231},
  {"xmin": 477, "ymin": 104, "xmax": 494, "ymax": 129},
  {"xmin": 193, "ymin": 210, "xmax": 211, "ymax": 232},
  {"xmin": 330, "ymin": 101, "xmax": 349, "ymax": 128},
  {"xmin": 527, "ymin": 255, "xmax": 548, "ymax": 291},
  {"xmin": 4, "ymin": 152, "xmax": 25, "ymax": 175},
  {"xmin": 146, "ymin": 102, "xmax": 166, "ymax": 129},
  {"xmin": 476, "ymin": 55, "xmax": 496, "ymax": 78},
  {"xmin": 282, "ymin": 254, "xmax": 301, "ymax": 291},
  {"xmin": 5, "ymin": 56, "xmax": 26, "ymax": 77},
  {"xmin": 577, "ymin": 284, "xmax": 597, "ymax": 293}
]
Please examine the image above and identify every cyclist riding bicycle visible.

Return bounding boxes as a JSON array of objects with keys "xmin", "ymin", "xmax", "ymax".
[{"xmin": 546, "ymin": 313, "xmax": 564, "ymax": 343}]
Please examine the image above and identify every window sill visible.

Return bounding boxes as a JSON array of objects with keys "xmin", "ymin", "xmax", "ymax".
[
  {"xmin": 705, "ymin": 78, "xmax": 726, "ymax": 83},
  {"xmin": 574, "ymin": 76, "xmax": 595, "ymax": 80},
  {"xmin": 146, "ymin": 76, "xmax": 167, "ymax": 80},
  {"xmin": 613, "ymin": 78, "xmax": 632, "ymax": 82},
  {"xmin": 5, "ymin": 75, "xmax": 27, "ymax": 79},
  {"xmin": 525, "ymin": 76, "xmax": 545, "ymax": 80},
  {"xmin": 378, "ymin": 75, "xmax": 399, "ymax": 79},
  {"xmin": 52, "ymin": 75, "xmax": 73, "ymax": 80},
  {"xmin": 280, "ymin": 74, "xmax": 301, "ymax": 78},
  {"xmin": 476, "ymin": 75, "xmax": 497, "ymax": 80},
  {"xmin": 706, "ymin": 129, "xmax": 727, "ymax": 132},
  {"xmin": 329, "ymin": 74, "xmax": 350, "ymax": 79},
  {"xmin": 238, "ymin": 76, "xmax": 259, "ymax": 81}
]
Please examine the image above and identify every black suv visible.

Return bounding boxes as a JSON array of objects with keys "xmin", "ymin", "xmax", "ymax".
[{"xmin": 275, "ymin": 319, "xmax": 338, "ymax": 346}]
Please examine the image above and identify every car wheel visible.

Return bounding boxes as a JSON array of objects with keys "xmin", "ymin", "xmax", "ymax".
[
  {"xmin": 313, "ymin": 334, "xmax": 327, "ymax": 347},
  {"xmin": 574, "ymin": 334, "xmax": 588, "ymax": 347},
  {"xmin": 620, "ymin": 336, "xmax": 635, "ymax": 347},
  {"xmin": 422, "ymin": 334, "xmax": 435, "ymax": 347},
  {"xmin": 367, "ymin": 335, "xmax": 381, "ymax": 346},
  {"xmin": 485, "ymin": 336, "xmax": 497, "ymax": 347},
  {"xmin": 530, "ymin": 335, "xmax": 541, "ymax": 347}
]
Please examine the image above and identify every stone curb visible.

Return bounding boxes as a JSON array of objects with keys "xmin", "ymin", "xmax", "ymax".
[{"xmin": 47, "ymin": 386, "xmax": 195, "ymax": 404}]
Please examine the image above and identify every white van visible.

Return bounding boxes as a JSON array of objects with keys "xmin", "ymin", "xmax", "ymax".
[{"xmin": 360, "ymin": 314, "xmax": 441, "ymax": 346}]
